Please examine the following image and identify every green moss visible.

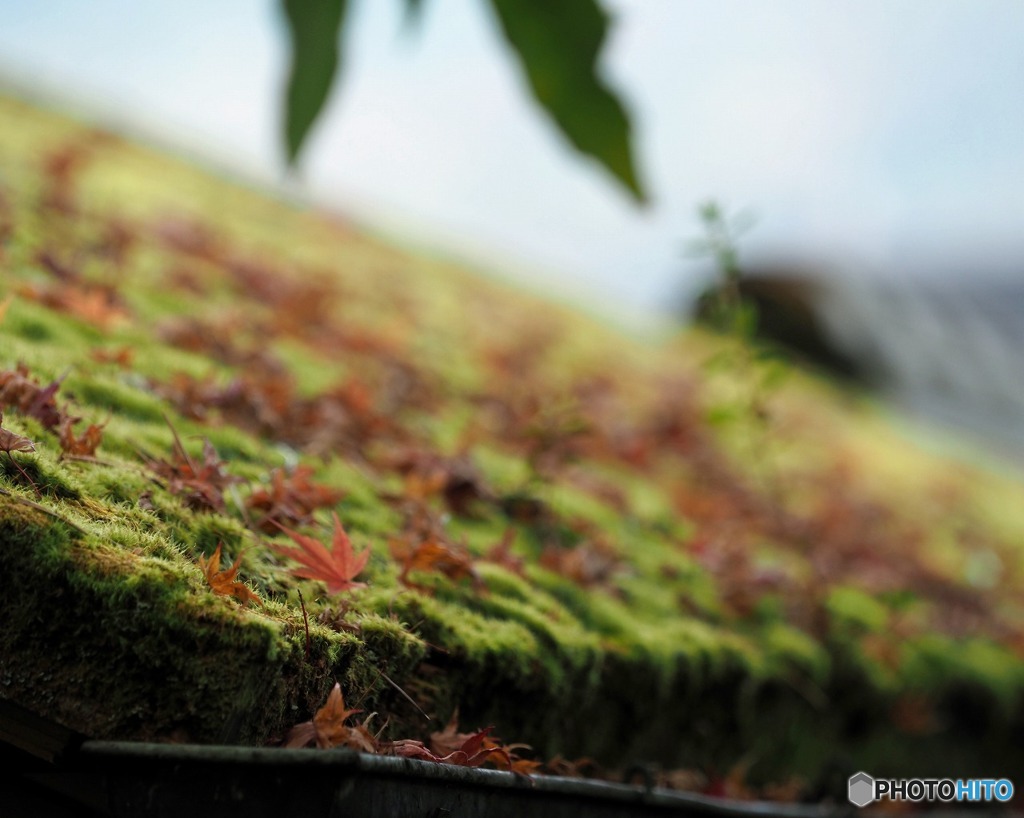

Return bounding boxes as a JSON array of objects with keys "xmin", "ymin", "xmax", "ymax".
[
  {"xmin": 176, "ymin": 513, "xmax": 250, "ymax": 556},
  {"xmin": 82, "ymin": 467, "xmax": 151, "ymax": 505},
  {"xmin": 900, "ymin": 635, "xmax": 1024, "ymax": 712},
  {"xmin": 70, "ymin": 376, "xmax": 169, "ymax": 423},
  {"xmin": 827, "ymin": 586, "xmax": 890, "ymax": 634},
  {"xmin": 0, "ymin": 494, "xmax": 383, "ymax": 745},
  {"xmin": 1, "ymin": 299, "xmax": 101, "ymax": 348},
  {"xmin": 2, "ymin": 92, "xmax": 1024, "ymax": 791},
  {"xmin": 759, "ymin": 621, "xmax": 831, "ymax": 684},
  {"xmin": 1, "ymin": 455, "xmax": 81, "ymax": 500}
]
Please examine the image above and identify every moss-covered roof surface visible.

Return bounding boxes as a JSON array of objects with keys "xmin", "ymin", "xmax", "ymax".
[{"xmin": 1, "ymin": 92, "xmax": 1023, "ymax": 800}]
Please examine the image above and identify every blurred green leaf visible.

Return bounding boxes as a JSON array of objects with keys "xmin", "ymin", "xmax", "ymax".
[
  {"xmin": 486, "ymin": 0, "xmax": 645, "ymax": 202},
  {"xmin": 280, "ymin": 0, "xmax": 643, "ymax": 203},
  {"xmin": 281, "ymin": 0, "xmax": 350, "ymax": 165},
  {"xmin": 402, "ymin": 0, "xmax": 427, "ymax": 29}
]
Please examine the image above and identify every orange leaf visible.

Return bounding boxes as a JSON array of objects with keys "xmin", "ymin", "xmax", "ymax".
[
  {"xmin": 272, "ymin": 512, "xmax": 369, "ymax": 595},
  {"xmin": 19, "ymin": 281, "xmax": 130, "ymax": 329},
  {"xmin": 59, "ymin": 417, "xmax": 105, "ymax": 457},
  {"xmin": 90, "ymin": 346, "xmax": 135, "ymax": 368},
  {"xmin": 197, "ymin": 543, "xmax": 262, "ymax": 606},
  {"xmin": 284, "ymin": 682, "xmax": 377, "ymax": 752},
  {"xmin": 312, "ymin": 683, "xmax": 376, "ymax": 751},
  {"xmin": 390, "ymin": 536, "xmax": 480, "ymax": 591}
]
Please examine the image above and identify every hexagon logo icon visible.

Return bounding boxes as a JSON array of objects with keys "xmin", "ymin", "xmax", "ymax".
[{"xmin": 848, "ymin": 772, "xmax": 875, "ymax": 807}]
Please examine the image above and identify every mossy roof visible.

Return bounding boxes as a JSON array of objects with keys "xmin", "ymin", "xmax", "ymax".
[{"xmin": 1, "ymin": 92, "xmax": 1023, "ymax": 794}]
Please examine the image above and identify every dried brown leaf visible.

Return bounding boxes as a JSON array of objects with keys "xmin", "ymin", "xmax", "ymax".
[
  {"xmin": 284, "ymin": 682, "xmax": 377, "ymax": 752},
  {"xmin": 389, "ymin": 535, "xmax": 480, "ymax": 591},
  {"xmin": 148, "ymin": 433, "xmax": 242, "ymax": 514},
  {"xmin": 246, "ymin": 465, "xmax": 345, "ymax": 533},
  {"xmin": 0, "ymin": 413, "xmax": 36, "ymax": 454},
  {"xmin": 197, "ymin": 543, "xmax": 262, "ymax": 607},
  {"xmin": 59, "ymin": 417, "xmax": 105, "ymax": 457},
  {"xmin": 0, "ymin": 364, "xmax": 66, "ymax": 430}
]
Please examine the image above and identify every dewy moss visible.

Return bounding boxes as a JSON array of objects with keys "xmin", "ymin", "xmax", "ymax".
[{"xmin": 1, "ymin": 92, "xmax": 1023, "ymax": 792}]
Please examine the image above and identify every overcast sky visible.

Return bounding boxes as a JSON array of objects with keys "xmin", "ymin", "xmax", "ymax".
[{"xmin": 1, "ymin": 1, "xmax": 1022, "ymax": 317}]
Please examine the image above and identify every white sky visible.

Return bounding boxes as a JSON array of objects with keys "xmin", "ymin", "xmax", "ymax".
[{"xmin": 1, "ymin": 1, "xmax": 1022, "ymax": 317}]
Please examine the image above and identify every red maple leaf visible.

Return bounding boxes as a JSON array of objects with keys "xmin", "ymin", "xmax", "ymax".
[{"xmin": 271, "ymin": 512, "xmax": 370, "ymax": 594}]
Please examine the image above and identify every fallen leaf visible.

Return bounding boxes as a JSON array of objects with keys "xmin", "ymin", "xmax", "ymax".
[
  {"xmin": 153, "ymin": 215, "xmax": 224, "ymax": 264},
  {"xmin": 0, "ymin": 412, "xmax": 36, "ymax": 454},
  {"xmin": 482, "ymin": 527, "xmax": 524, "ymax": 576},
  {"xmin": 90, "ymin": 346, "xmax": 135, "ymax": 368},
  {"xmin": 197, "ymin": 543, "xmax": 262, "ymax": 607},
  {"xmin": 246, "ymin": 465, "xmax": 345, "ymax": 533},
  {"xmin": 39, "ymin": 141, "xmax": 92, "ymax": 213},
  {"xmin": 389, "ymin": 535, "xmax": 480, "ymax": 591},
  {"xmin": 19, "ymin": 281, "xmax": 130, "ymax": 329},
  {"xmin": 284, "ymin": 682, "xmax": 377, "ymax": 752},
  {"xmin": 0, "ymin": 364, "xmax": 66, "ymax": 430},
  {"xmin": 59, "ymin": 417, "xmax": 105, "ymax": 457},
  {"xmin": 0, "ymin": 411, "xmax": 41, "ymax": 495},
  {"xmin": 390, "ymin": 722, "xmax": 513, "ymax": 771},
  {"xmin": 703, "ymin": 759, "xmax": 754, "ymax": 800},
  {"xmin": 539, "ymin": 540, "xmax": 622, "ymax": 588},
  {"xmin": 147, "ymin": 428, "xmax": 243, "ymax": 514},
  {"xmin": 378, "ymin": 447, "xmax": 492, "ymax": 518},
  {"xmin": 35, "ymin": 249, "xmax": 84, "ymax": 283},
  {"xmin": 428, "ymin": 709, "xmax": 474, "ymax": 757},
  {"xmin": 543, "ymin": 755, "xmax": 603, "ymax": 778},
  {"xmin": 272, "ymin": 512, "xmax": 370, "ymax": 595},
  {"xmin": 656, "ymin": 768, "xmax": 707, "ymax": 792},
  {"xmin": 158, "ymin": 316, "xmax": 287, "ymax": 375}
]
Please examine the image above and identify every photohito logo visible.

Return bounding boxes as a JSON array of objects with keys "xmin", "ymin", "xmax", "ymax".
[{"xmin": 848, "ymin": 772, "xmax": 1014, "ymax": 807}]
